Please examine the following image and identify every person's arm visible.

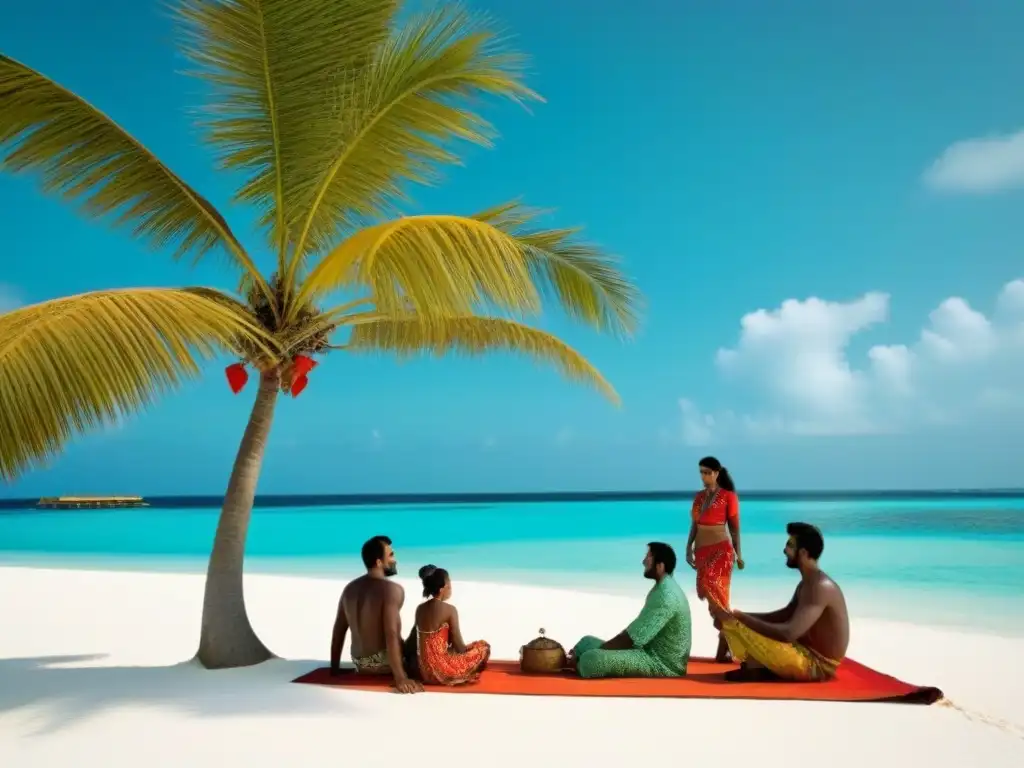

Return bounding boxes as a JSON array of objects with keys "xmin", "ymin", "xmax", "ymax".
[
  {"xmin": 598, "ymin": 631, "xmax": 634, "ymax": 651},
  {"xmin": 330, "ymin": 594, "xmax": 348, "ymax": 675},
  {"xmin": 403, "ymin": 625, "xmax": 417, "ymax": 657},
  {"xmin": 726, "ymin": 492, "xmax": 742, "ymax": 563},
  {"xmin": 383, "ymin": 584, "xmax": 421, "ymax": 692},
  {"xmin": 734, "ymin": 584, "xmax": 828, "ymax": 643},
  {"xmin": 685, "ymin": 520, "xmax": 698, "ymax": 568},
  {"xmin": 621, "ymin": 585, "xmax": 674, "ymax": 649},
  {"xmin": 447, "ymin": 605, "xmax": 468, "ymax": 653},
  {"xmin": 745, "ymin": 587, "xmax": 799, "ymax": 623},
  {"xmin": 405, "ymin": 604, "xmax": 418, "ymax": 647}
]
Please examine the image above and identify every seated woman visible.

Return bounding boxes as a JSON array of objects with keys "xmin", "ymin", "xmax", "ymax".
[{"xmin": 414, "ymin": 565, "xmax": 491, "ymax": 686}]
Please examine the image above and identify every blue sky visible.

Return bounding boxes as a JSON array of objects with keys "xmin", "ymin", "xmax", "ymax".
[{"xmin": 3, "ymin": 0, "xmax": 1024, "ymax": 495}]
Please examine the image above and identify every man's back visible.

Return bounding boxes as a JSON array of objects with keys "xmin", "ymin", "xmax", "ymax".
[
  {"xmin": 645, "ymin": 577, "xmax": 692, "ymax": 666},
  {"xmin": 341, "ymin": 574, "xmax": 397, "ymax": 659},
  {"xmin": 799, "ymin": 570, "xmax": 850, "ymax": 662}
]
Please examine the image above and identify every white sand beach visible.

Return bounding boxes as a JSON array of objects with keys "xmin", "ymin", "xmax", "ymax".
[{"xmin": 0, "ymin": 566, "xmax": 1021, "ymax": 767}]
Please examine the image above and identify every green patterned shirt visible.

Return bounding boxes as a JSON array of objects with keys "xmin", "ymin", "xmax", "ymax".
[{"xmin": 626, "ymin": 575, "xmax": 692, "ymax": 675}]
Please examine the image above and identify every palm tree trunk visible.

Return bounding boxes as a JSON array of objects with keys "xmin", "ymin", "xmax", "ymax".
[{"xmin": 196, "ymin": 370, "xmax": 280, "ymax": 669}]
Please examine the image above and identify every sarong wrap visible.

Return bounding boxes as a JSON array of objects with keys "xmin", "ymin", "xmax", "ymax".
[
  {"xmin": 417, "ymin": 623, "xmax": 490, "ymax": 686},
  {"xmin": 352, "ymin": 649, "xmax": 391, "ymax": 674},
  {"xmin": 695, "ymin": 540, "xmax": 734, "ymax": 609},
  {"xmin": 720, "ymin": 618, "xmax": 841, "ymax": 682}
]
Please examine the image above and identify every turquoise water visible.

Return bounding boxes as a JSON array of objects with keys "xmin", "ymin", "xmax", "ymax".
[{"xmin": 2, "ymin": 497, "xmax": 1023, "ymax": 635}]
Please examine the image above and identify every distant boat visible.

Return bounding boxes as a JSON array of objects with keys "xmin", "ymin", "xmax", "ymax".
[{"xmin": 36, "ymin": 495, "xmax": 149, "ymax": 509}]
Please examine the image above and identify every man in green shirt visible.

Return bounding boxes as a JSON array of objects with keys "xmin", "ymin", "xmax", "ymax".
[{"xmin": 567, "ymin": 542, "xmax": 693, "ymax": 678}]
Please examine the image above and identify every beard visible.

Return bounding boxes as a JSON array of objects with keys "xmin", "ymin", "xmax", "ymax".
[
  {"xmin": 784, "ymin": 555, "xmax": 798, "ymax": 569},
  {"xmin": 643, "ymin": 566, "xmax": 657, "ymax": 580},
  {"xmin": 383, "ymin": 564, "xmax": 398, "ymax": 577}
]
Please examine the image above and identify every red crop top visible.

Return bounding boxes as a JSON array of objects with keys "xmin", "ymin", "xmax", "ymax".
[{"xmin": 691, "ymin": 489, "xmax": 739, "ymax": 526}]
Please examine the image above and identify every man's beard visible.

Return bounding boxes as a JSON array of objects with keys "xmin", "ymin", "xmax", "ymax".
[
  {"xmin": 383, "ymin": 564, "xmax": 398, "ymax": 577},
  {"xmin": 643, "ymin": 566, "xmax": 657, "ymax": 580},
  {"xmin": 784, "ymin": 556, "xmax": 798, "ymax": 569}
]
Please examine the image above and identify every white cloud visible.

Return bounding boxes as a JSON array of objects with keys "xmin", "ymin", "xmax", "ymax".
[
  {"xmin": 866, "ymin": 343, "xmax": 912, "ymax": 395},
  {"xmin": 679, "ymin": 398, "xmax": 715, "ymax": 446},
  {"xmin": 923, "ymin": 129, "xmax": 1024, "ymax": 193},
  {"xmin": 916, "ymin": 297, "xmax": 996, "ymax": 363},
  {"xmin": 680, "ymin": 280, "xmax": 1024, "ymax": 439},
  {"xmin": 714, "ymin": 292, "xmax": 890, "ymax": 434},
  {"xmin": 0, "ymin": 283, "xmax": 22, "ymax": 312},
  {"xmin": 996, "ymin": 279, "xmax": 1024, "ymax": 317}
]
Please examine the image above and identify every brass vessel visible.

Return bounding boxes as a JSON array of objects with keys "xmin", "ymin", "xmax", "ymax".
[{"xmin": 519, "ymin": 628, "xmax": 567, "ymax": 674}]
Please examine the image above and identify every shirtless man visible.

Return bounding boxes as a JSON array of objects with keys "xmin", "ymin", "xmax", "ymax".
[
  {"xmin": 709, "ymin": 522, "xmax": 850, "ymax": 683},
  {"xmin": 330, "ymin": 535, "xmax": 423, "ymax": 694}
]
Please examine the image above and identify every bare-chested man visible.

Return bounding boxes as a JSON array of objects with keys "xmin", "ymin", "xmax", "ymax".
[
  {"xmin": 709, "ymin": 522, "xmax": 850, "ymax": 683},
  {"xmin": 330, "ymin": 535, "xmax": 423, "ymax": 694}
]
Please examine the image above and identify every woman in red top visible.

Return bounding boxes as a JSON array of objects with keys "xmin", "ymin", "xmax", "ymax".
[
  {"xmin": 413, "ymin": 565, "xmax": 491, "ymax": 686},
  {"xmin": 685, "ymin": 456, "xmax": 744, "ymax": 663}
]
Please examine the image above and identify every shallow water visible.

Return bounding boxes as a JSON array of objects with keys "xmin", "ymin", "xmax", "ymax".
[{"xmin": 2, "ymin": 496, "xmax": 1022, "ymax": 635}]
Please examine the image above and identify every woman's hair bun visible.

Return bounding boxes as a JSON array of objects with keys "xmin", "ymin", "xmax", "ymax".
[
  {"xmin": 419, "ymin": 565, "xmax": 448, "ymax": 598},
  {"xmin": 418, "ymin": 564, "xmax": 437, "ymax": 580}
]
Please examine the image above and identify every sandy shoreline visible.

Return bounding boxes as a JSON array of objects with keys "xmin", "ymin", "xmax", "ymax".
[
  {"xmin": 4, "ymin": 552, "xmax": 1022, "ymax": 639},
  {"xmin": 1, "ymin": 566, "xmax": 1022, "ymax": 766}
]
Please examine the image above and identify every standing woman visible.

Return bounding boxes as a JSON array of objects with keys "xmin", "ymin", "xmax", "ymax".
[{"xmin": 685, "ymin": 456, "xmax": 744, "ymax": 663}]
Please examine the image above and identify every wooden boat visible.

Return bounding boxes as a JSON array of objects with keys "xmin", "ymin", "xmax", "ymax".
[{"xmin": 36, "ymin": 495, "xmax": 149, "ymax": 509}]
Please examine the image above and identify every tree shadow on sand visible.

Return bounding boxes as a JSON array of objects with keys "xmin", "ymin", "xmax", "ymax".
[{"xmin": 0, "ymin": 654, "xmax": 353, "ymax": 736}]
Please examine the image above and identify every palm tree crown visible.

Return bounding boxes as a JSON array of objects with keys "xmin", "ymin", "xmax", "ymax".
[{"xmin": 0, "ymin": 0, "xmax": 643, "ymax": 668}]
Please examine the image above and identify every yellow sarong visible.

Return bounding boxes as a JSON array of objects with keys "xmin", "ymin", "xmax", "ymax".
[{"xmin": 721, "ymin": 619, "xmax": 840, "ymax": 682}]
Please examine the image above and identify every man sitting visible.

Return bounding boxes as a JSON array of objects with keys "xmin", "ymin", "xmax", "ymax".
[
  {"xmin": 567, "ymin": 542, "xmax": 692, "ymax": 678},
  {"xmin": 330, "ymin": 534, "xmax": 423, "ymax": 694},
  {"xmin": 710, "ymin": 522, "xmax": 850, "ymax": 683}
]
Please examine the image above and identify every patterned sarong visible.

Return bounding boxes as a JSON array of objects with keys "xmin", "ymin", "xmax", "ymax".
[
  {"xmin": 417, "ymin": 623, "xmax": 491, "ymax": 686},
  {"xmin": 720, "ymin": 619, "xmax": 841, "ymax": 682},
  {"xmin": 695, "ymin": 540, "xmax": 735, "ymax": 610},
  {"xmin": 352, "ymin": 649, "xmax": 391, "ymax": 674}
]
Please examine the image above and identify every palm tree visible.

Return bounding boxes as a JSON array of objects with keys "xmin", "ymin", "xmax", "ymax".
[{"xmin": 0, "ymin": 0, "xmax": 641, "ymax": 669}]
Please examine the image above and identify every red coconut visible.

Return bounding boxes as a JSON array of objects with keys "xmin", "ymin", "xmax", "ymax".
[
  {"xmin": 290, "ymin": 374, "xmax": 309, "ymax": 397},
  {"xmin": 225, "ymin": 363, "xmax": 248, "ymax": 394},
  {"xmin": 292, "ymin": 354, "xmax": 317, "ymax": 377}
]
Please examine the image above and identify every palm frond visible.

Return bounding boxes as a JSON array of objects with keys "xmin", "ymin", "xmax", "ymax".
[
  {"xmin": 287, "ymin": 2, "xmax": 539, "ymax": 270},
  {"xmin": 345, "ymin": 314, "xmax": 619, "ymax": 404},
  {"xmin": 296, "ymin": 210, "xmax": 643, "ymax": 338},
  {"xmin": 0, "ymin": 288, "xmax": 277, "ymax": 481},
  {"xmin": 295, "ymin": 214, "xmax": 541, "ymax": 320},
  {"xmin": 0, "ymin": 54, "xmax": 265, "ymax": 286},
  {"xmin": 174, "ymin": 0, "xmax": 397, "ymax": 264},
  {"xmin": 472, "ymin": 202, "xmax": 642, "ymax": 337}
]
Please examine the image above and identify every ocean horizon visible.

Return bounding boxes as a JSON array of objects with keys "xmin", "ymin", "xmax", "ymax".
[
  {"xmin": 2, "ymin": 492, "xmax": 1022, "ymax": 639},
  {"xmin": 3, "ymin": 488, "xmax": 1024, "ymax": 510}
]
